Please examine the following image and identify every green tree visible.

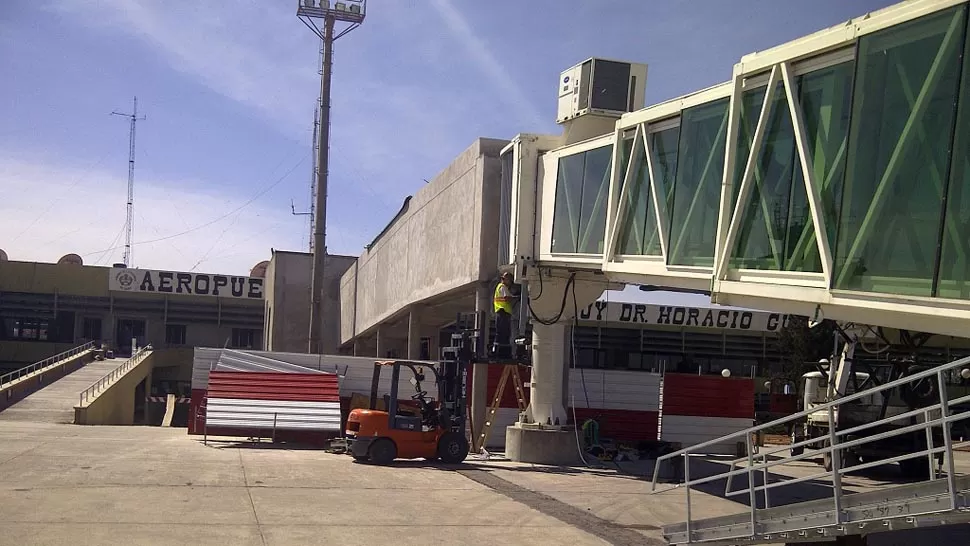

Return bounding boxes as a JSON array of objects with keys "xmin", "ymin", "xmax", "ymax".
[{"xmin": 775, "ymin": 315, "xmax": 837, "ymax": 387}]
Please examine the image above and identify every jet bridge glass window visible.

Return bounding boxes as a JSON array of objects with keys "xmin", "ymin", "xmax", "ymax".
[
  {"xmin": 550, "ymin": 144, "xmax": 614, "ymax": 254},
  {"xmin": 666, "ymin": 98, "xmax": 729, "ymax": 267},
  {"xmin": 617, "ymin": 126, "xmax": 679, "ymax": 256},
  {"xmin": 834, "ymin": 6, "xmax": 968, "ymax": 296},
  {"xmin": 937, "ymin": 9, "xmax": 970, "ymax": 300},
  {"xmin": 730, "ymin": 61, "xmax": 854, "ymax": 272}
]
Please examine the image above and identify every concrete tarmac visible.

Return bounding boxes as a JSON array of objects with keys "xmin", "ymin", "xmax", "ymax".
[
  {"xmin": 0, "ymin": 421, "xmax": 644, "ymax": 546},
  {"xmin": 3, "ymin": 416, "xmax": 969, "ymax": 545}
]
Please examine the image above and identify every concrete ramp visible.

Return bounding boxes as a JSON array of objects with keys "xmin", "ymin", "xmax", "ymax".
[
  {"xmin": 0, "ymin": 359, "xmax": 126, "ymax": 424},
  {"xmin": 74, "ymin": 350, "xmax": 154, "ymax": 425}
]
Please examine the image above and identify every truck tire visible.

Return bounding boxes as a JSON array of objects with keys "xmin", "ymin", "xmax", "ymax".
[
  {"xmin": 822, "ymin": 448, "xmax": 852, "ymax": 472},
  {"xmin": 437, "ymin": 432, "xmax": 469, "ymax": 464},
  {"xmin": 899, "ymin": 457, "xmax": 931, "ymax": 480},
  {"xmin": 367, "ymin": 438, "xmax": 397, "ymax": 465}
]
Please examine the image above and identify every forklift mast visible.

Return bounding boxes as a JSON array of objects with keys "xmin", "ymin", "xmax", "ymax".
[{"xmin": 439, "ymin": 328, "xmax": 471, "ymax": 434}]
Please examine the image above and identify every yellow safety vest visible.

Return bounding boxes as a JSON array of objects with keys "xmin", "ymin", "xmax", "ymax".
[{"xmin": 494, "ymin": 283, "xmax": 513, "ymax": 314}]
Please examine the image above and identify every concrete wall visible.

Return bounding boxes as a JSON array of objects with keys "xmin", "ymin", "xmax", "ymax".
[
  {"xmin": 264, "ymin": 251, "xmax": 309, "ymax": 353},
  {"xmin": 339, "ymin": 138, "xmax": 508, "ymax": 344},
  {"xmin": 0, "ymin": 260, "xmax": 109, "ymax": 296},
  {"xmin": 264, "ymin": 250, "xmax": 355, "ymax": 354},
  {"xmin": 148, "ymin": 348, "xmax": 195, "ymax": 387},
  {"xmin": 74, "ymin": 351, "xmax": 154, "ymax": 425}
]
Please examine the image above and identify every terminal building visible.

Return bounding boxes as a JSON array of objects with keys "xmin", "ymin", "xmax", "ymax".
[{"xmin": 0, "ymin": 251, "xmax": 354, "ymax": 406}]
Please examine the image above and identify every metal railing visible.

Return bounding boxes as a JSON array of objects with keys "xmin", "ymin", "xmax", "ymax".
[
  {"xmin": 78, "ymin": 346, "xmax": 152, "ymax": 406},
  {"xmin": 651, "ymin": 354, "xmax": 970, "ymax": 544},
  {"xmin": 0, "ymin": 341, "xmax": 95, "ymax": 389}
]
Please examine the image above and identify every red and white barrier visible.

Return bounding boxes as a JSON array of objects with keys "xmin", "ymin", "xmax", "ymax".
[
  {"xmin": 659, "ymin": 373, "xmax": 755, "ymax": 455},
  {"xmin": 568, "ymin": 369, "xmax": 662, "ymax": 445}
]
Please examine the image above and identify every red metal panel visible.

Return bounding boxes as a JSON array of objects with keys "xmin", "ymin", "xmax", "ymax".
[
  {"xmin": 661, "ymin": 373, "xmax": 754, "ymax": 419},
  {"xmin": 206, "ymin": 371, "xmax": 339, "ymax": 403},
  {"xmin": 486, "ymin": 365, "xmax": 531, "ymax": 409},
  {"xmin": 570, "ymin": 408, "xmax": 659, "ymax": 443}
]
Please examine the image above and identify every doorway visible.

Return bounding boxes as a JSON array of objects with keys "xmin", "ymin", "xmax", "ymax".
[{"xmin": 116, "ymin": 318, "xmax": 146, "ymax": 356}]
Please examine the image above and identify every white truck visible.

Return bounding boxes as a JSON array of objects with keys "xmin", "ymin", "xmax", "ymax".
[{"xmin": 788, "ymin": 340, "xmax": 948, "ymax": 479}]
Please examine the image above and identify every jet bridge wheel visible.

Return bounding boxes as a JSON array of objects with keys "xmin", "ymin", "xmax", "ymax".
[{"xmin": 821, "ymin": 442, "xmax": 858, "ymax": 472}]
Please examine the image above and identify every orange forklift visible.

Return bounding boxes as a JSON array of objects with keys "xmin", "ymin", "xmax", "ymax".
[{"xmin": 345, "ymin": 335, "xmax": 472, "ymax": 465}]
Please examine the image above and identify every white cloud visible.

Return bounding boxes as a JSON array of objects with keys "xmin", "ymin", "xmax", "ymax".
[
  {"xmin": 0, "ymin": 154, "xmax": 314, "ymax": 275},
  {"xmin": 46, "ymin": 0, "xmax": 319, "ymax": 138},
  {"xmin": 428, "ymin": 0, "xmax": 546, "ymax": 129}
]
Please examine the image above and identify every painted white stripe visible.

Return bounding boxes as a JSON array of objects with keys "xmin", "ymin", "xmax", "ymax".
[
  {"xmin": 660, "ymin": 415, "xmax": 754, "ymax": 455},
  {"xmin": 569, "ymin": 369, "xmax": 661, "ymax": 411},
  {"xmin": 205, "ymin": 398, "xmax": 342, "ymax": 431}
]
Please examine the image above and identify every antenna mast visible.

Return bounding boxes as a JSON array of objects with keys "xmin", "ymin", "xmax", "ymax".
[
  {"xmin": 291, "ymin": 105, "xmax": 319, "ymax": 252},
  {"xmin": 112, "ymin": 97, "xmax": 145, "ymax": 268}
]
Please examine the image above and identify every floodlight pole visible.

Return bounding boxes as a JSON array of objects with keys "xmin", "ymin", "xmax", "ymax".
[
  {"xmin": 298, "ymin": 1, "xmax": 366, "ymax": 355},
  {"xmin": 308, "ymin": 14, "xmax": 334, "ymax": 355}
]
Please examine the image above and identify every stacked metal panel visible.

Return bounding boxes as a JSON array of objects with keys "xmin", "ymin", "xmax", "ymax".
[
  {"xmin": 204, "ymin": 370, "xmax": 341, "ymax": 432},
  {"xmin": 191, "ymin": 348, "xmax": 430, "ymax": 398},
  {"xmin": 189, "ymin": 348, "xmax": 439, "ymax": 437}
]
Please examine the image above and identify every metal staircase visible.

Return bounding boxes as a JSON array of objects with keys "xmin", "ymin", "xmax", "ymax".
[{"xmin": 651, "ymin": 355, "xmax": 970, "ymax": 545}]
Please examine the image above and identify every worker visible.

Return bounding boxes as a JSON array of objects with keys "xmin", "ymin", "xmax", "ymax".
[{"xmin": 492, "ymin": 271, "xmax": 517, "ymax": 358}]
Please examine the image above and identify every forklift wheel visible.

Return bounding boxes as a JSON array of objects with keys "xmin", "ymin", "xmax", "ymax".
[
  {"xmin": 368, "ymin": 438, "xmax": 397, "ymax": 465},
  {"xmin": 352, "ymin": 455, "xmax": 369, "ymax": 463},
  {"xmin": 437, "ymin": 432, "xmax": 469, "ymax": 464}
]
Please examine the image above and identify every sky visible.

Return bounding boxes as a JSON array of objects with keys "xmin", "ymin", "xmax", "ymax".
[{"xmin": 0, "ymin": 0, "xmax": 899, "ymax": 277}]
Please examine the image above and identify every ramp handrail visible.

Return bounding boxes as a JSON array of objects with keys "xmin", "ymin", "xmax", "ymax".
[
  {"xmin": 650, "ymin": 354, "xmax": 970, "ymax": 544},
  {"xmin": 78, "ymin": 345, "xmax": 152, "ymax": 406},
  {"xmin": 0, "ymin": 341, "xmax": 95, "ymax": 389}
]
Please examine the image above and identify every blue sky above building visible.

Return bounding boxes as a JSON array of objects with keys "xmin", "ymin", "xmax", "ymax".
[{"xmin": 1, "ymin": 0, "xmax": 896, "ymax": 276}]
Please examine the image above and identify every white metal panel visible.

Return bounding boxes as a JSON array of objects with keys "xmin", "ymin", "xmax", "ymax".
[
  {"xmin": 660, "ymin": 415, "xmax": 754, "ymax": 455},
  {"xmin": 215, "ymin": 350, "xmax": 327, "ymax": 375},
  {"xmin": 508, "ymin": 133, "xmax": 563, "ymax": 277},
  {"xmin": 336, "ymin": 359, "xmax": 428, "ymax": 401},
  {"xmin": 205, "ymin": 398, "xmax": 342, "ymax": 431},
  {"xmin": 712, "ymin": 280, "xmax": 970, "ymax": 339},
  {"xmin": 616, "ymin": 82, "xmax": 732, "ymax": 129},
  {"xmin": 191, "ymin": 347, "xmax": 223, "ymax": 390},
  {"xmin": 735, "ymin": 0, "xmax": 965, "ymax": 75},
  {"xmin": 484, "ymin": 408, "xmax": 520, "ymax": 449},
  {"xmin": 192, "ymin": 348, "xmax": 403, "ymax": 391},
  {"xmin": 569, "ymin": 369, "xmax": 661, "ymax": 411}
]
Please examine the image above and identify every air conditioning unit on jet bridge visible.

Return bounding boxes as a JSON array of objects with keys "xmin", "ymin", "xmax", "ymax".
[{"xmin": 557, "ymin": 58, "xmax": 647, "ymax": 124}]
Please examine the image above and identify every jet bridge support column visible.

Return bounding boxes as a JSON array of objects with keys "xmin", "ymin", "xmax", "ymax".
[{"xmin": 506, "ymin": 270, "xmax": 617, "ymax": 465}]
